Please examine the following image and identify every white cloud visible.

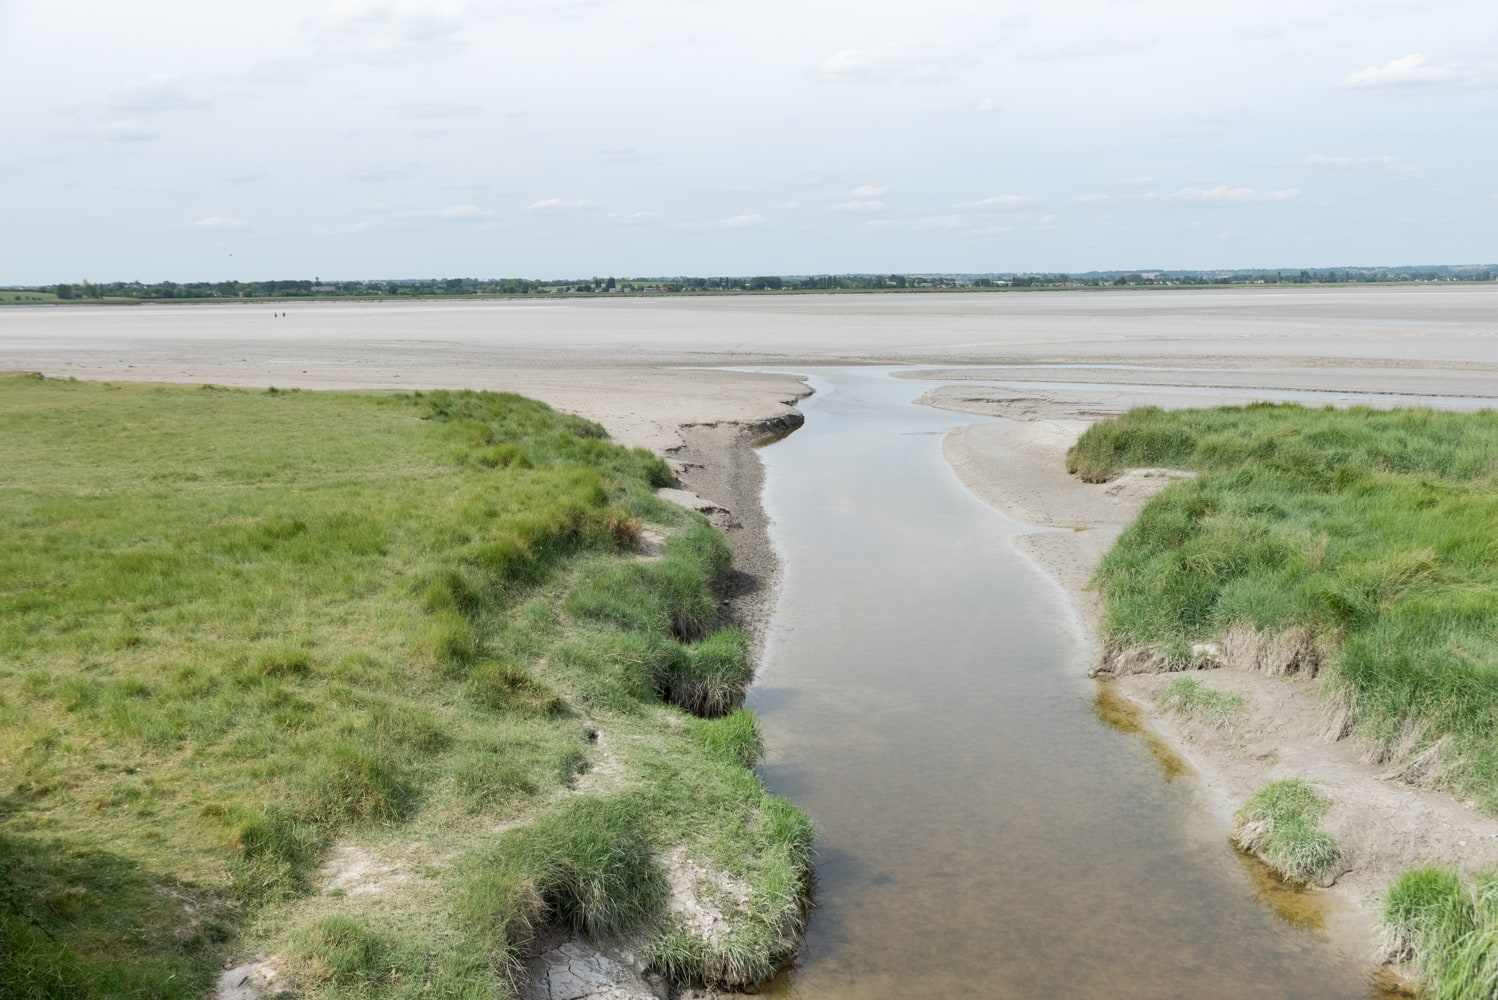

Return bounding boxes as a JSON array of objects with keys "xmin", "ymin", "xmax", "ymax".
[
  {"xmin": 497, "ymin": 0, "xmax": 599, "ymax": 11},
  {"xmin": 392, "ymin": 101, "xmax": 481, "ymax": 120},
  {"xmin": 720, "ymin": 214, "xmax": 769, "ymax": 229},
  {"xmin": 832, "ymin": 200, "xmax": 887, "ymax": 213},
  {"xmin": 975, "ymin": 96, "xmax": 997, "ymax": 113},
  {"xmin": 607, "ymin": 211, "xmax": 654, "ymax": 225},
  {"xmin": 107, "ymin": 73, "xmax": 209, "ymax": 113},
  {"xmin": 1299, "ymin": 153, "xmax": 1397, "ymax": 167},
  {"xmin": 349, "ymin": 166, "xmax": 416, "ymax": 183},
  {"xmin": 1021, "ymin": 31, "xmax": 1156, "ymax": 61},
  {"xmin": 321, "ymin": 0, "xmax": 468, "ymax": 57},
  {"xmin": 849, "ymin": 185, "xmax": 888, "ymax": 197},
  {"xmin": 815, "ymin": 46, "xmax": 952, "ymax": 83},
  {"xmin": 331, "ymin": 0, "xmax": 466, "ymax": 29},
  {"xmin": 975, "ymin": 194, "xmax": 1034, "ymax": 208},
  {"xmin": 192, "ymin": 216, "xmax": 250, "ymax": 230},
  {"xmin": 428, "ymin": 204, "xmax": 493, "ymax": 221},
  {"xmin": 314, "ymin": 221, "xmax": 380, "ymax": 237},
  {"xmin": 1341, "ymin": 53, "xmax": 1457, "ymax": 88},
  {"xmin": 1160, "ymin": 186, "xmax": 1300, "ymax": 202},
  {"xmin": 909, "ymin": 214, "xmax": 965, "ymax": 231},
  {"xmin": 101, "ymin": 120, "xmax": 159, "ymax": 142},
  {"xmin": 529, "ymin": 197, "xmax": 595, "ymax": 212},
  {"xmin": 1076, "ymin": 193, "xmax": 1113, "ymax": 203},
  {"xmin": 862, "ymin": 215, "xmax": 966, "ymax": 233}
]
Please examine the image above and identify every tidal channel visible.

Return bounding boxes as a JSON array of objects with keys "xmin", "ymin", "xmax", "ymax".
[{"xmin": 747, "ymin": 367, "xmax": 1388, "ymax": 999}]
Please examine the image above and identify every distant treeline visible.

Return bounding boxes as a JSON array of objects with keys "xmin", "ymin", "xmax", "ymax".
[{"xmin": 11, "ymin": 265, "xmax": 1496, "ymax": 302}]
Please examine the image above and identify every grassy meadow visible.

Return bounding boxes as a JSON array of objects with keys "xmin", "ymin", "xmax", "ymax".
[{"xmin": 0, "ymin": 374, "xmax": 811, "ymax": 998}]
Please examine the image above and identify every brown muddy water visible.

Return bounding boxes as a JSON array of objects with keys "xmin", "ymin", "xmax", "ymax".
[{"xmin": 748, "ymin": 367, "xmax": 1395, "ymax": 999}]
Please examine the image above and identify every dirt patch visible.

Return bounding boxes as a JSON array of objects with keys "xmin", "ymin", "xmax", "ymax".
[
  {"xmin": 573, "ymin": 726, "xmax": 638, "ymax": 797},
  {"xmin": 214, "ymin": 958, "xmax": 282, "ymax": 999},
  {"xmin": 661, "ymin": 847, "xmax": 755, "ymax": 948},
  {"xmin": 522, "ymin": 940, "xmax": 666, "ymax": 1000},
  {"xmin": 317, "ymin": 844, "xmax": 414, "ymax": 898}
]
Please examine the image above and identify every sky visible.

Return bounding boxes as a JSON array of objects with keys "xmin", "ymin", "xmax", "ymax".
[{"xmin": 1, "ymin": 0, "xmax": 1495, "ymax": 282}]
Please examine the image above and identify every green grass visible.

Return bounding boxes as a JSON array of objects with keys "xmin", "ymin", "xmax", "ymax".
[
  {"xmin": 1071, "ymin": 403, "xmax": 1498, "ymax": 807},
  {"xmin": 1379, "ymin": 866, "xmax": 1498, "ymax": 999},
  {"xmin": 1231, "ymin": 780, "xmax": 1344, "ymax": 887},
  {"xmin": 1157, "ymin": 676, "xmax": 1245, "ymax": 726},
  {"xmin": 0, "ymin": 374, "xmax": 811, "ymax": 998},
  {"xmin": 0, "ymin": 291, "xmax": 59, "ymax": 304}
]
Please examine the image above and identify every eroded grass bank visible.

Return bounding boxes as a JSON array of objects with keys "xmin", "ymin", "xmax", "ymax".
[
  {"xmin": 1071, "ymin": 402, "xmax": 1498, "ymax": 990},
  {"xmin": 1072, "ymin": 403, "xmax": 1498, "ymax": 804},
  {"xmin": 0, "ymin": 374, "xmax": 811, "ymax": 998}
]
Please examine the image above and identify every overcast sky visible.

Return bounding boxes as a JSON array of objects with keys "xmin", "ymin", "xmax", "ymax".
[{"xmin": 1, "ymin": 0, "xmax": 1494, "ymax": 282}]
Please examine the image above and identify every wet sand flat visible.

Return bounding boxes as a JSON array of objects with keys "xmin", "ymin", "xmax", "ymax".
[
  {"xmin": 5, "ymin": 287, "xmax": 1495, "ymax": 457},
  {"xmin": 5, "ymin": 285, "xmax": 1498, "ymax": 392}
]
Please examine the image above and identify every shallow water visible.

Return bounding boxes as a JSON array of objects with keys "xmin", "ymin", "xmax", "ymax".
[{"xmin": 748, "ymin": 367, "xmax": 1389, "ymax": 999}]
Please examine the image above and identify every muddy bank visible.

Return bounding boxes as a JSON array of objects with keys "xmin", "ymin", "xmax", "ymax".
[
  {"xmin": 938, "ymin": 411, "xmax": 1498, "ymax": 972},
  {"xmin": 666, "ymin": 411, "xmax": 807, "ymax": 654}
]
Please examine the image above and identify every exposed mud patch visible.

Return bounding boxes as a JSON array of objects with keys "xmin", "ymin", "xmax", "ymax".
[
  {"xmin": 317, "ymin": 844, "xmax": 413, "ymax": 898},
  {"xmin": 214, "ymin": 957, "xmax": 282, "ymax": 999},
  {"xmin": 522, "ymin": 940, "xmax": 665, "ymax": 1000}
]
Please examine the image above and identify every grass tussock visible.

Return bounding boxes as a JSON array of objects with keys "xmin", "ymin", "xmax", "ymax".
[
  {"xmin": 1158, "ymin": 676, "xmax": 1246, "ymax": 726},
  {"xmin": 1073, "ymin": 403, "xmax": 1498, "ymax": 808},
  {"xmin": 1231, "ymin": 780, "xmax": 1344, "ymax": 887},
  {"xmin": 0, "ymin": 375, "xmax": 810, "ymax": 999},
  {"xmin": 1380, "ymin": 866, "xmax": 1498, "ymax": 999},
  {"xmin": 457, "ymin": 795, "xmax": 665, "ymax": 956},
  {"xmin": 688, "ymin": 710, "xmax": 767, "ymax": 768}
]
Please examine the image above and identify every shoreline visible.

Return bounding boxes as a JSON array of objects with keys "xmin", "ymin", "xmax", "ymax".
[
  {"xmin": 936, "ymin": 411, "xmax": 1498, "ymax": 986},
  {"xmin": 617, "ymin": 368, "xmax": 1498, "ymax": 994},
  {"xmin": 666, "ymin": 411, "xmax": 807, "ymax": 656}
]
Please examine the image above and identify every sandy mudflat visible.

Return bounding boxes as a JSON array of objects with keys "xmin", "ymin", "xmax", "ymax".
[{"xmin": 7, "ymin": 287, "xmax": 1498, "ymax": 979}]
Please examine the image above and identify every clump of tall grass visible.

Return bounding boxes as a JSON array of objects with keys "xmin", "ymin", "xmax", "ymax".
[
  {"xmin": 287, "ymin": 916, "xmax": 392, "ymax": 990},
  {"xmin": 663, "ymin": 627, "xmax": 755, "ymax": 717},
  {"xmin": 1158, "ymin": 676, "xmax": 1245, "ymax": 726},
  {"xmin": 688, "ymin": 710, "xmax": 766, "ymax": 768},
  {"xmin": 1231, "ymin": 779, "xmax": 1344, "ymax": 886},
  {"xmin": 1383, "ymin": 867, "xmax": 1476, "ymax": 968},
  {"xmin": 1074, "ymin": 403, "xmax": 1498, "ymax": 806},
  {"xmin": 645, "ymin": 790, "xmax": 816, "ymax": 987},
  {"xmin": 466, "ymin": 661, "xmax": 566, "ymax": 716},
  {"xmin": 565, "ymin": 556, "xmax": 719, "ymax": 642},
  {"xmin": 1379, "ymin": 865, "xmax": 1498, "ymax": 998},
  {"xmin": 457, "ymin": 795, "xmax": 665, "ymax": 969},
  {"xmin": 298, "ymin": 741, "xmax": 416, "ymax": 826}
]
